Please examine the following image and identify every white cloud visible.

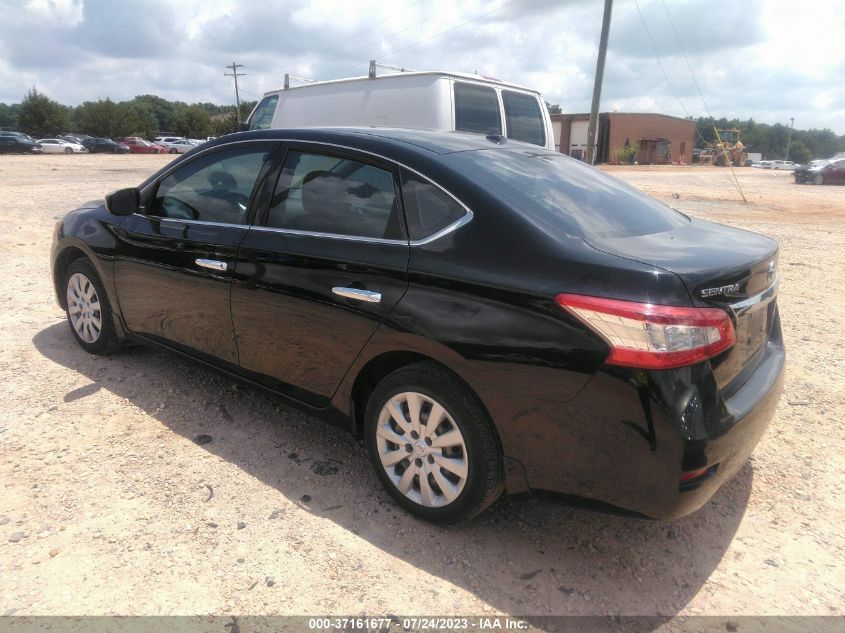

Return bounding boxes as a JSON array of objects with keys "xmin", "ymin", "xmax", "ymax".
[{"xmin": 0, "ymin": 0, "xmax": 842, "ymax": 133}]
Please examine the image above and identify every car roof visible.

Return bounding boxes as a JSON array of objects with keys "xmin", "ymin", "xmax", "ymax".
[{"xmin": 213, "ymin": 127, "xmax": 548, "ymax": 156}]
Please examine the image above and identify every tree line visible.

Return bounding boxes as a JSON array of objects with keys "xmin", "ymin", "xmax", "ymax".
[
  {"xmin": 0, "ymin": 90, "xmax": 257, "ymax": 140},
  {"xmin": 694, "ymin": 116, "xmax": 844, "ymax": 164},
  {"xmin": 2, "ymin": 90, "xmax": 843, "ymax": 163}
]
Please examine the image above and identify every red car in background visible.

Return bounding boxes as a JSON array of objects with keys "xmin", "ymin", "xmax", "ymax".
[{"xmin": 121, "ymin": 138, "xmax": 167, "ymax": 154}]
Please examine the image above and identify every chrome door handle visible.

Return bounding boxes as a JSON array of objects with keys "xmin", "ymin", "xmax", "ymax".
[
  {"xmin": 332, "ymin": 287, "xmax": 382, "ymax": 303},
  {"xmin": 195, "ymin": 258, "xmax": 228, "ymax": 271}
]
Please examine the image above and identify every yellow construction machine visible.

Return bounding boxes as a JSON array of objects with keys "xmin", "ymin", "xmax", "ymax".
[{"xmin": 699, "ymin": 128, "xmax": 748, "ymax": 167}]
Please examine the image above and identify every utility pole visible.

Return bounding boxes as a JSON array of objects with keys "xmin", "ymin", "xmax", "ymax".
[
  {"xmin": 586, "ymin": 0, "xmax": 613, "ymax": 165},
  {"xmin": 224, "ymin": 62, "xmax": 246, "ymax": 125},
  {"xmin": 785, "ymin": 116, "xmax": 794, "ymax": 161}
]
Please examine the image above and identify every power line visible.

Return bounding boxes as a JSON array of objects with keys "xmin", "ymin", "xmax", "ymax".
[
  {"xmin": 632, "ymin": 0, "xmax": 690, "ymax": 118},
  {"xmin": 633, "ymin": 0, "xmax": 745, "ymax": 201},
  {"xmin": 224, "ymin": 62, "xmax": 246, "ymax": 124},
  {"xmin": 329, "ymin": 0, "xmax": 523, "ymax": 78},
  {"xmin": 289, "ymin": 0, "xmax": 425, "ymax": 76},
  {"xmin": 314, "ymin": 3, "xmax": 453, "ymax": 77},
  {"xmin": 660, "ymin": 1, "xmax": 712, "ymax": 117}
]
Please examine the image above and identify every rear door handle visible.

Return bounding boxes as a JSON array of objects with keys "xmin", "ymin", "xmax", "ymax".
[
  {"xmin": 332, "ymin": 287, "xmax": 381, "ymax": 303},
  {"xmin": 195, "ymin": 258, "xmax": 228, "ymax": 272}
]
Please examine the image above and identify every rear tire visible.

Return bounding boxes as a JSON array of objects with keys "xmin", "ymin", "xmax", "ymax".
[
  {"xmin": 169, "ymin": 148, "xmax": 178, "ymax": 154},
  {"xmin": 364, "ymin": 362, "xmax": 503, "ymax": 524},
  {"xmin": 63, "ymin": 258, "xmax": 120, "ymax": 356}
]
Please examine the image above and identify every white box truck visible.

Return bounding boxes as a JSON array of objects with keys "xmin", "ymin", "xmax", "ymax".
[{"xmin": 244, "ymin": 68, "xmax": 555, "ymax": 151}]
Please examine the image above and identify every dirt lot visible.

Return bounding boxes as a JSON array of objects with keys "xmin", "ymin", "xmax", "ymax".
[{"xmin": 0, "ymin": 155, "xmax": 843, "ymax": 621}]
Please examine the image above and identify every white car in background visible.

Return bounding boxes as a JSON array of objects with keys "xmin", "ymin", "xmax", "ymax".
[
  {"xmin": 770, "ymin": 160, "xmax": 798, "ymax": 170},
  {"xmin": 159, "ymin": 139, "xmax": 199, "ymax": 154},
  {"xmin": 36, "ymin": 138, "xmax": 88, "ymax": 154}
]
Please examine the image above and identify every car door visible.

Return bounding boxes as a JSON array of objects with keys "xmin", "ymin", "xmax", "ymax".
[
  {"xmin": 230, "ymin": 143, "xmax": 409, "ymax": 407},
  {"xmin": 827, "ymin": 160, "xmax": 845, "ymax": 184},
  {"xmin": 113, "ymin": 141, "xmax": 280, "ymax": 366}
]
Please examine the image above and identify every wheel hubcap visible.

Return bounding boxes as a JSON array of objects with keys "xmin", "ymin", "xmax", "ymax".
[
  {"xmin": 66, "ymin": 272, "xmax": 102, "ymax": 344},
  {"xmin": 376, "ymin": 391, "xmax": 468, "ymax": 508}
]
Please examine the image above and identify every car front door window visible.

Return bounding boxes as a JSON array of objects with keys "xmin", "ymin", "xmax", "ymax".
[{"xmin": 149, "ymin": 147, "xmax": 270, "ymax": 224}]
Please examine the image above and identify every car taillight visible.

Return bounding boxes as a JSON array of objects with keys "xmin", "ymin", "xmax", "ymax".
[{"xmin": 555, "ymin": 293, "xmax": 735, "ymax": 370}]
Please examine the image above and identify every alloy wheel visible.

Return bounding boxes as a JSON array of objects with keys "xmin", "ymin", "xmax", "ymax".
[
  {"xmin": 66, "ymin": 272, "xmax": 102, "ymax": 344},
  {"xmin": 375, "ymin": 391, "xmax": 468, "ymax": 507}
]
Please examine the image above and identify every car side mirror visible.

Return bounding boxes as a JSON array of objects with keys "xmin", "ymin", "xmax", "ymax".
[
  {"xmin": 238, "ymin": 122, "xmax": 249, "ymax": 132},
  {"xmin": 105, "ymin": 187, "xmax": 140, "ymax": 216}
]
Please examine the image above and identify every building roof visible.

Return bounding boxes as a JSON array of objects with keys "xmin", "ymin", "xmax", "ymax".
[{"xmin": 551, "ymin": 112, "xmax": 695, "ymax": 125}]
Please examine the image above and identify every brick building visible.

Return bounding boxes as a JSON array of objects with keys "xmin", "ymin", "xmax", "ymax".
[{"xmin": 551, "ymin": 112, "xmax": 696, "ymax": 164}]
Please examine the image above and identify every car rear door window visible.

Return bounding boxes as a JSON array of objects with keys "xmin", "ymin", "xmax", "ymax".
[
  {"xmin": 249, "ymin": 95, "xmax": 279, "ymax": 131},
  {"xmin": 454, "ymin": 82, "xmax": 502, "ymax": 135},
  {"xmin": 400, "ymin": 169, "xmax": 467, "ymax": 241},
  {"xmin": 266, "ymin": 150, "xmax": 403, "ymax": 240},
  {"xmin": 148, "ymin": 147, "xmax": 270, "ymax": 224},
  {"xmin": 502, "ymin": 90, "xmax": 545, "ymax": 146}
]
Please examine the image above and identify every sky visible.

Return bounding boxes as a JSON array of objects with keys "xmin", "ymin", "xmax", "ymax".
[{"xmin": 1, "ymin": 0, "xmax": 843, "ymax": 133}]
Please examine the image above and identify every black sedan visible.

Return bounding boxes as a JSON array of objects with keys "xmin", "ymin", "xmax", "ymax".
[
  {"xmin": 0, "ymin": 135, "xmax": 42, "ymax": 154},
  {"xmin": 82, "ymin": 138, "xmax": 130, "ymax": 154},
  {"xmin": 51, "ymin": 128, "xmax": 784, "ymax": 523}
]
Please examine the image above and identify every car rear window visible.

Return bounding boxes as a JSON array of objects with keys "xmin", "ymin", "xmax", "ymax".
[
  {"xmin": 502, "ymin": 91, "xmax": 545, "ymax": 147},
  {"xmin": 454, "ymin": 83, "xmax": 501, "ymax": 136},
  {"xmin": 445, "ymin": 149, "xmax": 688, "ymax": 240}
]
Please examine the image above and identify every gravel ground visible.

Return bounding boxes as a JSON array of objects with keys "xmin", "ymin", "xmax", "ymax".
[{"xmin": 0, "ymin": 155, "xmax": 842, "ymax": 621}]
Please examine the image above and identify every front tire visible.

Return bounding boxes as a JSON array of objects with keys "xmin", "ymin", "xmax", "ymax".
[
  {"xmin": 64, "ymin": 259, "xmax": 120, "ymax": 355},
  {"xmin": 813, "ymin": 174, "xmax": 824, "ymax": 185},
  {"xmin": 364, "ymin": 362, "xmax": 503, "ymax": 524},
  {"xmin": 169, "ymin": 148, "xmax": 178, "ymax": 154},
  {"xmin": 64, "ymin": 147, "xmax": 73, "ymax": 154}
]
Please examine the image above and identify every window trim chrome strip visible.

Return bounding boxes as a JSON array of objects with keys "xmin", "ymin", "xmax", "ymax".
[
  {"xmin": 729, "ymin": 278, "xmax": 779, "ymax": 316},
  {"xmin": 136, "ymin": 136, "xmax": 475, "ymax": 246}
]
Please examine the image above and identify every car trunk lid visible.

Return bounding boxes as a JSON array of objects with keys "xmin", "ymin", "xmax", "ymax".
[{"xmin": 586, "ymin": 218, "xmax": 779, "ymax": 388}]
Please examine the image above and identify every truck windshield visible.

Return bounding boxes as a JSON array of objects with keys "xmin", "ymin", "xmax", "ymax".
[{"xmin": 249, "ymin": 95, "xmax": 279, "ymax": 130}]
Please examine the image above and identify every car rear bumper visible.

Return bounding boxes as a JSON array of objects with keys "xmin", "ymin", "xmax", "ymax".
[{"xmin": 514, "ymin": 310, "xmax": 785, "ymax": 520}]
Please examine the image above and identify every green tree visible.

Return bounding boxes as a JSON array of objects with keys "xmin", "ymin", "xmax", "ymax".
[
  {"xmin": 130, "ymin": 95, "xmax": 177, "ymax": 133},
  {"xmin": 787, "ymin": 140, "xmax": 811, "ymax": 165},
  {"xmin": 0, "ymin": 103, "xmax": 21, "ymax": 130},
  {"xmin": 18, "ymin": 89, "xmax": 67, "ymax": 137},
  {"xmin": 545, "ymin": 102, "xmax": 562, "ymax": 115},
  {"xmin": 77, "ymin": 99, "xmax": 142, "ymax": 138},
  {"xmin": 174, "ymin": 105, "xmax": 212, "ymax": 138}
]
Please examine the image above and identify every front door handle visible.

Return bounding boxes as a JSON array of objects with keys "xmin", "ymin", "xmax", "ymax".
[
  {"xmin": 332, "ymin": 287, "xmax": 381, "ymax": 303},
  {"xmin": 195, "ymin": 258, "xmax": 228, "ymax": 272}
]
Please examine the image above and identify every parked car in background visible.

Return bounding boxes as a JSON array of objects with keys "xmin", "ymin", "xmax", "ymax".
[
  {"xmin": 0, "ymin": 131, "xmax": 36, "ymax": 142},
  {"xmin": 794, "ymin": 158, "xmax": 845, "ymax": 185},
  {"xmin": 159, "ymin": 139, "xmax": 198, "ymax": 154},
  {"xmin": 51, "ymin": 127, "xmax": 784, "ymax": 524},
  {"xmin": 59, "ymin": 133, "xmax": 92, "ymax": 144},
  {"xmin": 155, "ymin": 136, "xmax": 185, "ymax": 145},
  {"xmin": 82, "ymin": 138, "xmax": 130, "ymax": 154},
  {"xmin": 0, "ymin": 135, "xmax": 42, "ymax": 153},
  {"xmin": 122, "ymin": 138, "xmax": 166, "ymax": 154},
  {"xmin": 808, "ymin": 159, "xmax": 833, "ymax": 168},
  {"xmin": 36, "ymin": 138, "xmax": 89, "ymax": 154},
  {"xmin": 751, "ymin": 160, "xmax": 771, "ymax": 169},
  {"xmin": 770, "ymin": 160, "xmax": 797, "ymax": 171}
]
